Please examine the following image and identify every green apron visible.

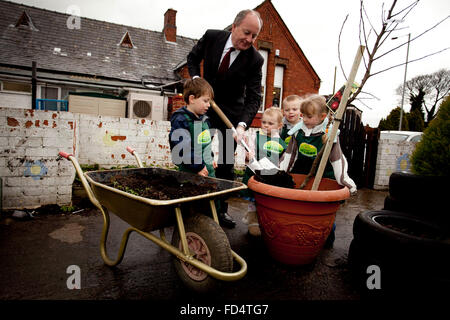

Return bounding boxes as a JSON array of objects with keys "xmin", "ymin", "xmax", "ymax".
[
  {"xmin": 280, "ymin": 125, "xmax": 292, "ymax": 145},
  {"xmin": 291, "ymin": 130, "xmax": 335, "ymax": 179},
  {"xmin": 241, "ymin": 131, "xmax": 287, "ymax": 197},
  {"xmin": 178, "ymin": 113, "xmax": 215, "ymax": 177}
]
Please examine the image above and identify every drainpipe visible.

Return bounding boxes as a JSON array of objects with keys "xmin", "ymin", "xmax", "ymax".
[{"xmin": 31, "ymin": 61, "xmax": 37, "ymax": 109}]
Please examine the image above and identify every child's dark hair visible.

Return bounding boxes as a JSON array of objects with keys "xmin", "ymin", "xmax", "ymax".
[{"xmin": 183, "ymin": 78, "xmax": 214, "ymax": 104}]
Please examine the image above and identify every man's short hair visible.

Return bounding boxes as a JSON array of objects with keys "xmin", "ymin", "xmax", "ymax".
[{"xmin": 233, "ymin": 9, "xmax": 263, "ymax": 30}]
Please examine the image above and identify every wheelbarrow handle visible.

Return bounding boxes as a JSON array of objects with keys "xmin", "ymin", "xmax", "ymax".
[
  {"xmin": 57, "ymin": 150, "xmax": 102, "ymax": 210},
  {"xmin": 126, "ymin": 146, "xmax": 144, "ymax": 168},
  {"xmin": 58, "ymin": 151, "xmax": 73, "ymax": 159},
  {"xmin": 126, "ymin": 146, "xmax": 135, "ymax": 155}
]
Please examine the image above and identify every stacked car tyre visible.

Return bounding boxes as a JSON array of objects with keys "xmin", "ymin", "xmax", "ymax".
[{"xmin": 348, "ymin": 173, "xmax": 449, "ymax": 298}]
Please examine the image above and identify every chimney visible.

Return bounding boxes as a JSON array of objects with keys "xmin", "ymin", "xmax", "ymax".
[{"xmin": 163, "ymin": 9, "xmax": 177, "ymax": 43}]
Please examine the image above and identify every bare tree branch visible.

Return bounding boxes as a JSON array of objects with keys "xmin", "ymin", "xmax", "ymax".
[
  {"xmin": 371, "ymin": 47, "xmax": 450, "ymax": 76},
  {"xmin": 359, "ymin": 1, "xmax": 369, "ymax": 70},
  {"xmin": 386, "ymin": 0, "xmax": 418, "ymax": 21},
  {"xmin": 338, "ymin": 14, "xmax": 349, "ymax": 82},
  {"xmin": 354, "ymin": 98, "xmax": 373, "ymax": 110},
  {"xmin": 375, "ymin": 15, "xmax": 449, "ymax": 61},
  {"xmin": 362, "ymin": 0, "xmax": 378, "ymax": 37}
]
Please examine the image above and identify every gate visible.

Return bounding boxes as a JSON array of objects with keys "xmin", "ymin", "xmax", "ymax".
[{"xmin": 338, "ymin": 108, "xmax": 379, "ymax": 188}]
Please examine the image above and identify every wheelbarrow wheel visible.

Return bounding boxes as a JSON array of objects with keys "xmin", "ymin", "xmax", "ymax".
[{"xmin": 171, "ymin": 214, "xmax": 233, "ymax": 293}]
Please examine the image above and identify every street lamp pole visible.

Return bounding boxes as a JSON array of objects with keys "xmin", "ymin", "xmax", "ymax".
[{"xmin": 398, "ymin": 33, "xmax": 411, "ymax": 131}]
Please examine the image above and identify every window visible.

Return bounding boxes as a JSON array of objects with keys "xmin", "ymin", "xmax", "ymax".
[
  {"xmin": 119, "ymin": 31, "xmax": 134, "ymax": 48},
  {"xmin": 40, "ymin": 86, "xmax": 60, "ymax": 111},
  {"xmin": 273, "ymin": 65, "xmax": 284, "ymax": 108},
  {"xmin": 258, "ymin": 49, "xmax": 268, "ymax": 113},
  {"xmin": 1, "ymin": 81, "xmax": 31, "ymax": 93},
  {"xmin": 14, "ymin": 11, "xmax": 38, "ymax": 31}
]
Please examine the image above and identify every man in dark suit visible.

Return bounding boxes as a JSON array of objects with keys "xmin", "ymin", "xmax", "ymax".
[{"xmin": 187, "ymin": 9, "xmax": 264, "ymax": 228}]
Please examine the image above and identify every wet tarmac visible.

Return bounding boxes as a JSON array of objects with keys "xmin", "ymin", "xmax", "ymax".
[{"xmin": 0, "ymin": 188, "xmax": 391, "ymax": 305}]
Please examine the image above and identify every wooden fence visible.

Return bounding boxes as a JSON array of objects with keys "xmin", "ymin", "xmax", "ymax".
[{"xmin": 338, "ymin": 108, "xmax": 379, "ymax": 189}]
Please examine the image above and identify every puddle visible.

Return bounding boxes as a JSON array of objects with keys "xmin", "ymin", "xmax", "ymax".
[{"xmin": 48, "ymin": 223, "xmax": 85, "ymax": 244}]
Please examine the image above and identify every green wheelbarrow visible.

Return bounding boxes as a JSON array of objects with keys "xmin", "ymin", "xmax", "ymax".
[{"xmin": 59, "ymin": 147, "xmax": 248, "ymax": 292}]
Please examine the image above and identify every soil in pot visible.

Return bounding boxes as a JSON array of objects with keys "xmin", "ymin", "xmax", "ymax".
[
  {"xmin": 254, "ymin": 170, "xmax": 295, "ymax": 189},
  {"xmin": 106, "ymin": 173, "xmax": 218, "ymax": 200}
]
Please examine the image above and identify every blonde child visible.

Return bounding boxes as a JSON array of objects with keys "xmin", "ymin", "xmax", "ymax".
[
  {"xmin": 241, "ymin": 107, "xmax": 287, "ymax": 236},
  {"xmin": 280, "ymin": 95, "xmax": 302, "ymax": 145},
  {"xmin": 279, "ymin": 94, "xmax": 356, "ymax": 247}
]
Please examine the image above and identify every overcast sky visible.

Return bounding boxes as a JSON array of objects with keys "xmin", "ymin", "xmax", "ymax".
[{"xmin": 10, "ymin": 0, "xmax": 450, "ymax": 127}]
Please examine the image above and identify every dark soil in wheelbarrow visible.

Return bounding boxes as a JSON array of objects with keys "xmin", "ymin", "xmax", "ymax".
[{"xmin": 107, "ymin": 173, "xmax": 218, "ymax": 200}]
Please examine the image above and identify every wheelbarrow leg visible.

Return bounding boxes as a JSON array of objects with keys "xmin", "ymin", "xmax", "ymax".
[
  {"xmin": 99, "ymin": 206, "xmax": 135, "ymax": 267},
  {"xmin": 209, "ymin": 200, "xmax": 220, "ymax": 224},
  {"xmin": 59, "ymin": 151, "xmax": 134, "ymax": 267},
  {"xmin": 174, "ymin": 205, "xmax": 190, "ymax": 256}
]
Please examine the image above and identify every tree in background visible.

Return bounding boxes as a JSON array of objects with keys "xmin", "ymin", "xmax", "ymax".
[
  {"xmin": 338, "ymin": 1, "xmax": 449, "ymax": 112},
  {"xmin": 409, "ymin": 87, "xmax": 426, "ymax": 121},
  {"xmin": 406, "ymin": 109, "xmax": 425, "ymax": 132},
  {"xmin": 397, "ymin": 69, "xmax": 450, "ymax": 125},
  {"xmin": 411, "ymin": 95, "xmax": 450, "ymax": 176},
  {"xmin": 379, "ymin": 107, "xmax": 409, "ymax": 131}
]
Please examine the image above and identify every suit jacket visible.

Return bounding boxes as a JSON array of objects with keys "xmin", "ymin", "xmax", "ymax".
[{"xmin": 187, "ymin": 29, "xmax": 263, "ymax": 129}]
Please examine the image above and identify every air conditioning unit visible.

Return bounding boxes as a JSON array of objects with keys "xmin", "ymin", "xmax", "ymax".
[{"xmin": 127, "ymin": 91, "xmax": 164, "ymax": 120}]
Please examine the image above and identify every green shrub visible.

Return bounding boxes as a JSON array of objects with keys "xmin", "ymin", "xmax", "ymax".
[{"xmin": 411, "ymin": 95, "xmax": 450, "ymax": 176}]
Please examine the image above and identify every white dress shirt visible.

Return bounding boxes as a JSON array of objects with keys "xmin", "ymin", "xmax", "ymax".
[{"xmin": 219, "ymin": 36, "xmax": 240, "ymax": 69}]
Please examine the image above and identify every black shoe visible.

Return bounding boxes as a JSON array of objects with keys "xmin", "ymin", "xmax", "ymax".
[
  {"xmin": 324, "ymin": 230, "xmax": 335, "ymax": 249},
  {"xmin": 218, "ymin": 212, "xmax": 236, "ymax": 229}
]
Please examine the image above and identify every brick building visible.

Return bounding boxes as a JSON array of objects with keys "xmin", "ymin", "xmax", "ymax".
[
  {"xmin": 0, "ymin": 0, "xmax": 319, "ymax": 127},
  {"xmin": 174, "ymin": 0, "xmax": 320, "ymax": 127}
]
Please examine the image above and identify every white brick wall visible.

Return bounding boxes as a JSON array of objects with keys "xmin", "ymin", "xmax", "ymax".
[
  {"xmin": 0, "ymin": 107, "xmax": 258, "ymax": 209},
  {"xmin": 373, "ymin": 138, "xmax": 418, "ymax": 190},
  {"xmin": 1, "ymin": 108, "xmax": 76, "ymax": 209},
  {"xmin": 0, "ymin": 107, "xmax": 178, "ymax": 209}
]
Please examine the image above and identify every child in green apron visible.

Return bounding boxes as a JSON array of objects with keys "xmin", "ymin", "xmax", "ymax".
[
  {"xmin": 279, "ymin": 94, "xmax": 357, "ymax": 247},
  {"xmin": 241, "ymin": 107, "xmax": 287, "ymax": 236},
  {"xmin": 169, "ymin": 78, "xmax": 216, "ymax": 177},
  {"xmin": 280, "ymin": 95, "xmax": 302, "ymax": 146}
]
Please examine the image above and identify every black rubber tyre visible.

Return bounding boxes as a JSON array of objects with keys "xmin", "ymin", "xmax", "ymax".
[
  {"xmin": 347, "ymin": 239, "xmax": 438, "ymax": 298},
  {"xmin": 388, "ymin": 172, "xmax": 446, "ymax": 215},
  {"xmin": 383, "ymin": 194, "xmax": 450, "ymax": 228},
  {"xmin": 352, "ymin": 210, "xmax": 450, "ymax": 281},
  {"xmin": 171, "ymin": 214, "xmax": 233, "ymax": 293}
]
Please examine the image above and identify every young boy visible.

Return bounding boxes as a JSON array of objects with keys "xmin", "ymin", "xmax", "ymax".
[
  {"xmin": 280, "ymin": 95, "xmax": 302, "ymax": 145},
  {"xmin": 242, "ymin": 107, "xmax": 287, "ymax": 236},
  {"xmin": 169, "ymin": 78, "xmax": 216, "ymax": 177},
  {"xmin": 279, "ymin": 94, "xmax": 356, "ymax": 247}
]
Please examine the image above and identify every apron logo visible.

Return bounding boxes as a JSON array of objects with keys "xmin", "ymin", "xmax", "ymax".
[
  {"xmin": 197, "ymin": 129, "xmax": 211, "ymax": 144},
  {"xmin": 263, "ymin": 141, "xmax": 284, "ymax": 154},
  {"xmin": 299, "ymin": 142, "xmax": 317, "ymax": 157}
]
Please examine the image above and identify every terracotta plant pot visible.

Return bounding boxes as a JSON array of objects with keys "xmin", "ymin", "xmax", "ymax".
[{"xmin": 248, "ymin": 174, "xmax": 350, "ymax": 265}]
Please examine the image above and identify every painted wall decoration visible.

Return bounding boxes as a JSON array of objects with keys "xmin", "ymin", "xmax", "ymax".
[{"xmin": 24, "ymin": 160, "xmax": 48, "ymax": 180}]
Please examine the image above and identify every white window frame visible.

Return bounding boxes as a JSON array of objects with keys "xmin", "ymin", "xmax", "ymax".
[
  {"xmin": 37, "ymin": 84, "xmax": 61, "ymax": 100},
  {"xmin": 0, "ymin": 80, "xmax": 32, "ymax": 94},
  {"xmin": 258, "ymin": 49, "xmax": 269, "ymax": 113},
  {"xmin": 273, "ymin": 65, "xmax": 284, "ymax": 108}
]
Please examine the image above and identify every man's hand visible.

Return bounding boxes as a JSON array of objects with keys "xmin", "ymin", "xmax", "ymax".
[{"xmin": 234, "ymin": 124, "xmax": 246, "ymax": 143}]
